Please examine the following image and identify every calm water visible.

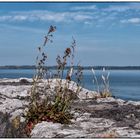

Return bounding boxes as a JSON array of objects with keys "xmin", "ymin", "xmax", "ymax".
[
  {"xmin": 83, "ymin": 70, "xmax": 140, "ymax": 101},
  {"xmin": 0, "ymin": 69, "xmax": 140, "ymax": 101}
]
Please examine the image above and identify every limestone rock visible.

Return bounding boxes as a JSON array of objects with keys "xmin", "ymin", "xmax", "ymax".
[
  {"xmin": 0, "ymin": 78, "xmax": 140, "ymax": 138},
  {"xmin": 0, "ymin": 112, "xmax": 27, "ymax": 138}
]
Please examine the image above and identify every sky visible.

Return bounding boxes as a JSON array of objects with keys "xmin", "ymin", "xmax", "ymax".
[{"xmin": 0, "ymin": 2, "xmax": 140, "ymax": 66}]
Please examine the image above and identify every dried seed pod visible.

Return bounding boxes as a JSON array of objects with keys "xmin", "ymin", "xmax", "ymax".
[
  {"xmin": 38, "ymin": 47, "xmax": 41, "ymax": 51},
  {"xmin": 48, "ymin": 25, "xmax": 56, "ymax": 34},
  {"xmin": 65, "ymin": 48, "xmax": 71, "ymax": 55},
  {"xmin": 43, "ymin": 58, "xmax": 46, "ymax": 61},
  {"xmin": 42, "ymin": 52, "xmax": 45, "ymax": 56}
]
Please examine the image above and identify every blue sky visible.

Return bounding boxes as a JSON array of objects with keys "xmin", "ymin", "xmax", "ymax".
[{"xmin": 0, "ymin": 2, "xmax": 140, "ymax": 66}]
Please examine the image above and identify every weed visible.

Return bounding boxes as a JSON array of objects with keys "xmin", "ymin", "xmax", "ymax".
[
  {"xmin": 30, "ymin": 25, "xmax": 56, "ymax": 108},
  {"xmin": 101, "ymin": 67, "xmax": 111, "ymax": 97},
  {"xmin": 75, "ymin": 63, "xmax": 83, "ymax": 93},
  {"xmin": 25, "ymin": 26, "xmax": 82, "ymax": 136},
  {"xmin": 91, "ymin": 67, "xmax": 111, "ymax": 98}
]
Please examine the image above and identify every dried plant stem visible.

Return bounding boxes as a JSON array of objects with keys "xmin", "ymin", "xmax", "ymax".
[{"xmin": 91, "ymin": 68, "xmax": 100, "ymax": 93}]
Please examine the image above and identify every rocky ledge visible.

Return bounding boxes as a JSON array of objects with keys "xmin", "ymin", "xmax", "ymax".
[{"xmin": 0, "ymin": 78, "xmax": 140, "ymax": 138}]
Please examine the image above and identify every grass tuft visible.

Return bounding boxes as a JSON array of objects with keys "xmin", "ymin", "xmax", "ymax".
[{"xmin": 91, "ymin": 67, "xmax": 112, "ymax": 98}]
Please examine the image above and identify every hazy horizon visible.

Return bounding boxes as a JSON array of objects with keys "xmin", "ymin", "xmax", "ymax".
[{"xmin": 0, "ymin": 2, "xmax": 140, "ymax": 66}]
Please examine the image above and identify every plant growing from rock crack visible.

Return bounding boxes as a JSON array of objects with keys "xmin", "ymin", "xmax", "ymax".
[
  {"xmin": 30, "ymin": 25, "xmax": 56, "ymax": 108},
  {"xmin": 101, "ymin": 67, "xmax": 111, "ymax": 98},
  {"xmin": 91, "ymin": 67, "xmax": 111, "ymax": 98},
  {"xmin": 25, "ymin": 25, "xmax": 82, "ymax": 136},
  {"xmin": 25, "ymin": 25, "xmax": 56, "ymax": 136},
  {"xmin": 48, "ymin": 37, "xmax": 81, "ymax": 123}
]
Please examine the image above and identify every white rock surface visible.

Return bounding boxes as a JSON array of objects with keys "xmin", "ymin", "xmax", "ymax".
[
  {"xmin": 0, "ymin": 78, "xmax": 140, "ymax": 138},
  {"xmin": 125, "ymin": 100, "xmax": 140, "ymax": 106},
  {"xmin": 96, "ymin": 97, "xmax": 117, "ymax": 103},
  {"xmin": 0, "ymin": 85, "xmax": 30, "ymax": 99},
  {"xmin": 39, "ymin": 78, "xmax": 98, "ymax": 100},
  {"xmin": 0, "ymin": 78, "xmax": 32, "ymax": 83},
  {"xmin": 0, "ymin": 98, "xmax": 25, "ymax": 113},
  {"xmin": 111, "ymin": 127, "xmax": 140, "ymax": 138},
  {"xmin": 31, "ymin": 116, "xmax": 115, "ymax": 138},
  {"xmin": 31, "ymin": 122, "xmax": 62, "ymax": 138}
]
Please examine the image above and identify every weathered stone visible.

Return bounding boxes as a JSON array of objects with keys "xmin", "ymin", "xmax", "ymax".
[
  {"xmin": 0, "ymin": 112, "xmax": 27, "ymax": 138},
  {"xmin": 31, "ymin": 121, "xmax": 62, "ymax": 138},
  {"xmin": 0, "ymin": 78, "xmax": 140, "ymax": 138}
]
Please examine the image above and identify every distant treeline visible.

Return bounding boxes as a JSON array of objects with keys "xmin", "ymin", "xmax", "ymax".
[{"xmin": 1, "ymin": 65, "xmax": 140, "ymax": 70}]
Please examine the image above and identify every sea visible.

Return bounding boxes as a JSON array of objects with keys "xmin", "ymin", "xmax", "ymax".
[{"xmin": 0, "ymin": 69, "xmax": 140, "ymax": 101}]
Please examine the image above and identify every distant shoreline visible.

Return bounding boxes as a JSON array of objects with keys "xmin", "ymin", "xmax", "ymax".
[{"xmin": 1, "ymin": 65, "xmax": 140, "ymax": 70}]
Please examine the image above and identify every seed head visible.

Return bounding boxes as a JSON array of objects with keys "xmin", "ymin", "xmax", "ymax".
[{"xmin": 65, "ymin": 48, "xmax": 71, "ymax": 55}]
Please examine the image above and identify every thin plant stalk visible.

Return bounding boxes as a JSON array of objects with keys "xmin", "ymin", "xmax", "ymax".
[
  {"xmin": 101, "ymin": 68, "xmax": 111, "ymax": 96},
  {"xmin": 91, "ymin": 68, "xmax": 100, "ymax": 93}
]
